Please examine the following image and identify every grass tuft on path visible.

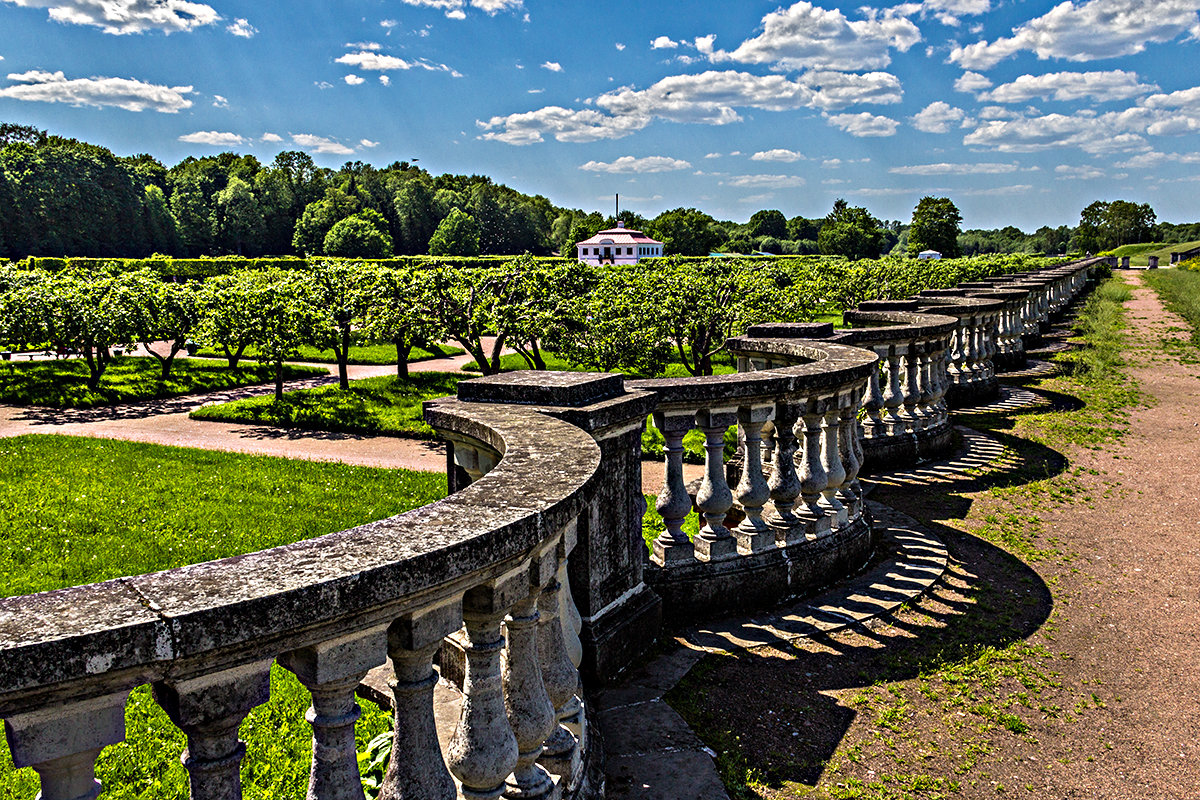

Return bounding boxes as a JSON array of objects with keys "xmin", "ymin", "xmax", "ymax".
[
  {"xmin": 194, "ymin": 340, "xmax": 462, "ymax": 366},
  {"xmin": 0, "ymin": 357, "xmax": 325, "ymax": 409},
  {"xmin": 0, "ymin": 435, "xmax": 445, "ymax": 798},
  {"xmin": 190, "ymin": 372, "xmax": 463, "ymax": 439}
]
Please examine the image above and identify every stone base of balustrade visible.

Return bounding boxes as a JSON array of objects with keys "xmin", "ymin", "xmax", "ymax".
[
  {"xmin": 993, "ymin": 351, "xmax": 1028, "ymax": 372},
  {"xmin": 643, "ymin": 516, "xmax": 872, "ymax": 626},
  {"xmin": 946, "ymin": 376, "xmax": 1000, "ymax": 407},
  {"xmin": 859, "ymin": 421, "xmax": 953, "ymax": 473}
]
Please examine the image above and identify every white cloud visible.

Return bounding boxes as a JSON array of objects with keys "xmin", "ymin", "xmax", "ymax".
[
  {"xmin": 1114, "ymin": 150, "xmax": 1200, "ymax": 168},
  {"xmin": 953, "ymin": 71, "xmax": 993, "ymax": 92},
  {"xmin": 979, "ymin": 70, "xmax": 1158, "ymax": 103},
  {"xmin": 751, "ymin": 148, "xmax": 806, "ymax": 162},
  {"xmin": 226, "ymin": 17, "xmax": 256, "ymax": 38},
  {"xmin": 336, "ymin": 50, "xmax": 459, "ymax": 75},
  {"xmin": 360, "ymin": 138, "xmax": 379, "ymax": 148},
  {"xmin": 541, "ymin": 61, "xmax": 562, "ymax": 72},
  {"xmin": 722, "ymin": 174, "xmax": 807, "ymax": 188},
  {"xmin": 292, "ymin": 133, "xmax": 354, "ymax": 155},
  {"xmin": 822, "ymin": 158, "xmax": 842, "ymax": 167},
  {"xmin": 212, "ymin": 94, "xmax": 228, "ymax": 108},
  {"xmin": 911, "ymin": 101, "xmax": 967, "ymax": 133},
  {"xmin": 380, "ymin": 18, "xmax": 398, "ymax": 28},
  {"xmin": 705, "ymin": 152, "xmax": 722, "ymax": 158},
  {"xmin": 261, "ymin": 132, "xmax": 283, "ymax": 142},
  {"xmin": 2, "ymin": 0, "xmax": 219, "ymax": 34},
  {"xmin": 1055, "ymin": 164, "xmax": 1106, "ymax": 178},
  {"xmin": 0, "ymin": 69, "xmax": 193, "ymax": 112},
  {"xmin": 380, "ymin": 75, "xmax": 391, "ymax": 86},
  {"xmin": 889, "ymin": 161, "xmax": 1019, "ymax": 174},
  {"xmin": 480, "ymin": 69, "xmax": 903, "ymax": 144},
  {"xmin": 396, "ymin": 0, "xmax": 522, "ymax": 18},
  {"xmin": 615, "ymin": 42, "xmax": 625, "ymax": 51},
  {"xmin": 911, "ymin": 0, "xmax": 992, "ymax": 26},
  {"xmin": 694, "ymin": 34, "xmax": 717, "ymax": 55},
  {"xmin": 579, "ymin": 155, "xmax": 693, "ymax": 173},
  {"xmin": 651, "ymin": 35, "xmax": 679, "ymax": 49},
  {"xmin": 346, "ymin": 41, "xmax": 382, "ymax": 50},
  {"xmin": 825, "ymin": 111, "xmax": 899, "ymax": 137},
  {"xmin": 527, "ymin": 88, "xmax": 543, "ymax": 93},
  {"xmin": 708, "ymin": 1, "xmax": 922, "ymax": 71},
  {"xmin": 962, "ymin": 108, "xmax": 1156, "ymax": 153},
  {"xmin": 314, "ymin": 81, "xmax": 334, "ymax": 90},
  {"xmin": 344, "ymin": 74, "xmax": 365, "ymax": 85},
  {"xmin": 949, "ymin": 0, "xmax": 1200, "ymax": 70},
  {"xmin": 179, "ymin": 130, "xmax": 246, "ymax": 147}
]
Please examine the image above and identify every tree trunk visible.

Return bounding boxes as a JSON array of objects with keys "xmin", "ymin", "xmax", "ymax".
[
  {"xmin": 487, "ymin": 334, "xmax": 506, "ymax": 375},
  {"xmin": 337, "ymin": 325, "xmax": 351, "ymax": 390},
  {"xmin": 395, "ymin": 339, "xmax": 412, "ymax": 379},
  {"xmin": 529, "ymin": 340, "xmax": 547, "ymax": 370},
  {"xmin": 274, "ymin": 362, "xmax": 284, "ymax": 401}
]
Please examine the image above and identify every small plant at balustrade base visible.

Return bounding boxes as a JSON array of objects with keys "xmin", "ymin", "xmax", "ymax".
[{"xmin": 358, "ymin": 729, "xmax": 393, "ymax": 800}]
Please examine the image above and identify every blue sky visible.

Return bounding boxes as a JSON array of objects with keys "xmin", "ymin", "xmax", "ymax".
[{"xmin": 2, "ymin": 0, "xmax": 1199, "ymax": 230}]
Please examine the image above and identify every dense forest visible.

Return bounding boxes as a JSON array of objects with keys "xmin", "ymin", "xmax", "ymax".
[{"xmin": 1, "ymin": 122, "xmax": 1195, "ymax": 261}]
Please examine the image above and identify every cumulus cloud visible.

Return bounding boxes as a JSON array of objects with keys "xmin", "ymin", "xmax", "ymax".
[
  {"xmin": 179, "ymin": 130, "xmax": 246, "ymax": 147},
  {"xmin": 1, "ymin": 0, "xmax": 219, "ymax": 34},
  {"xmin": 722, "ymin": 174, "xmax": 807, "ymax": 188},
  {"xmin": 226, "ymin": 17, "xmax": 256, "ymax": 37},
  {"xmin": 1114, "ymin": 150, "xmax": 1200, "ymax": 168},
  {"xmin": 0, "ymin": 69, "xmax": 193, "ymax": 111},
  {"xmin": 708, "ymin": 1, "xmax": 921, "ymax": 71},
  {"xmin": 954, "ymin": 71, "xmax": 993, "ymax": 92},
  {"xmin": 651, "ymin": 35, "xmax": 679, "ymax": 49},
  {"xmin": 911, "ymin": 101, "xmax": 967, "ymax": 133},
  {"xmin": 901, "ymin": 0, "xmax": 992, "ymax": 27},
  {"xmin": 212, "ymin": 94, "xmax": 228, "ymax": 107},
  {"xmin": 360, "ymin": 138, "xmax": 379, "ymax": 148},
  {"xmin": 380, "ymin": 75, "xmax": 391, "ymax": 86},
  {"xmin": 615, "ymin": 42, "xmax": 625, "ymax": 51},
  {"xmin": 396, "ymin": 0, "xmax": 522, "ymax": 17},
  {"xmin": 261, "ymin": 132, "xmax": 283, "ymax": 142},
  {"xmin": 479, "ymin": 69, "xmax": 903, "ymax": 144},
  {"xmin": 541, "ymin": 61, "xmax": 562, "ymax": 72},
  {"xmin": 949, "ymin": 0, "xmax": 1200, "ymax": 70},
  {"xmin": 825, "ymin": 111, "xmax": 899, "ymax": 137},
  {"xmin": 1055, "ymin": 164, "xmax": 1106, "ymax": 178},
  {"xmin": 292, "ymin": 133, "xmax": 354, "ymax": 154},
  {"xmin": 751, "ymin": 148, "xmax": 806, "ymax": 162},
  {"xmin": 336, "ymin": 50, "xmax": 460, "ymax": 76},
  {"xmin": 344, "ymin": 74, "xmax": 365, "ymax": 85},
  {"xmin": 579, "ymin": 155, "xmax": 693, "ymax": 173},
  {"xmin": 889, "ymin": 161, "xmax": 1019, "ymax": 174},
  {"xmin": 979, "ymin": 70, "xmax": 1158, "ymax": 103}
]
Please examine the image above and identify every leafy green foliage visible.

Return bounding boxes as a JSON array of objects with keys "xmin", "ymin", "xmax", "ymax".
[
  {"xmin": 428, "ymin": 207, "xmax": 481, "ymax": 256},
  {"xmin": 323, "ymin": 212, "xmax": 394, "ymax": 258},
  {"xmin": 1075, "ymin": 200, "xmax": 1156, "ymax": 252},
  {"xmin": 907, "ymin": 196, "xmax": 962, "ymax": 258},
  {"xmin": 819, "ymin": 199, "xmax": 887, "ymax": 261},
  {"xmin": 647, "ymin": 207, "xmax": 722, "ymax": 256}
]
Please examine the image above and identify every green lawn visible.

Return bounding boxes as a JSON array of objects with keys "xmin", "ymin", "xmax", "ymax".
[
  {"xmin": 0, "ymin": 357, "xmax": 325, "ymax": 409},
  {"xmin": 190, "ymin": 372, "xmax": 464, "ymax": 439},
  {"xmin": 1109, "ymin": 240, "xmax": 1200, "ymax": 267},
  {"xmin": 1144, "ymin": 267, "xmax": 1200, "ymax": 349},
  {"xmin": 194, "ymin": 341, "xmax": 462, "ymax": 366},
  {"xmin": 0, "ymin": 435, "xmax": 446, "ymax": 798}
]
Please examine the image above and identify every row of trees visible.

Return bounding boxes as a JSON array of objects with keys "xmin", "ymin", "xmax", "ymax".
[{"xmin": 0, "ymin": 251, "xmax": 1058, "ymax": 398}]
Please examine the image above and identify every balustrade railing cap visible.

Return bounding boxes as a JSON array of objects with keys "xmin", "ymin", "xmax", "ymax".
[
  {"xmin": 744, "ymin": 321, "xmax": 835, "ymax": 339},
  {"xmin": 914, "ymin": 296, "xmax": 1003, "ymax": 313},
  {"xmin": 841, "ymin": 309, "xmax": 958, "ymax": 339},
  {"xmin": 456, "ymin": 370, "xmax": 624, "ymax": 407},
  {"xmin": 855, "ymin": 299, "xmax": 919, "ymax": 312}
]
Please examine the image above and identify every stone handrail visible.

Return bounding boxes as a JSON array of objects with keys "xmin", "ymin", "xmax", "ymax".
[
  {"xmin": 0, "ymin": 402, "xmax": 603, "ymax": 800},
  {"xmin": 0, "ymin": 257, "xmax": 1105, "ymax": 800}
]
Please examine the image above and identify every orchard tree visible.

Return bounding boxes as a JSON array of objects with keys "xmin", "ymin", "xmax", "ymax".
[
  {"xmin": 818, "ymin": 199, "xmax": 886, "ymax": 261},
  {"xmin": 307, "ymin": 260, "xmax": 379, "ymax": 389},
  {"xmin": 197, "ymin": 270, "xmax": 269, "ymax": 368},
  {"xmin": 907, "ymin": 196, "xmax": 962, "ymax": 258},
  {"xmin": 428, "ymin": 208, "xmax": 481, "ymax": 256},
  {"xmin": 250, "ymin": 270, "xmax": 324, "ymax": 400},
  {"xmin": 425, "ymin": 265, "xmax": 523, "ymax": 374},
  {"xmin": 136, "ymin": 275, "xmax": 202, "ymax": 380},
  {"xmin": 493, "ymin": 255, "xmax": 594, "ymax": 370},
  {"xmin": 365, "ymin": 266, "xmax": 444, "ymax": 378}
]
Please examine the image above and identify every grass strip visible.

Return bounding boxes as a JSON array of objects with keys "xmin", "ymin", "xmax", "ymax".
[
  {"xmin": 190, "ymin": 372, "xmax": 463, "ymax": 439},
  {"xmin": 194, "ymin": 341, "xmax": 462, "ymax": 366},
  {"xmin": 0, "ymin": 434, "xmax": 445, "ymax": 798},
  {"xmin": 0, "ymin": 357, "xmax": 325, "ymax": 409}
]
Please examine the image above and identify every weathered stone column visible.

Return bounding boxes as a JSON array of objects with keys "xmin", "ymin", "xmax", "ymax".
[
  {"xmin": 862, "ymin": 353, "xmax": 886, "ymax": 439},
  {"xmin": 837, "ymin": 391, "xmax": 863, "ymax": 522},
  {"xmin": 734, "ymin": 405, "xmax": 774, "ymax": 554},
  {"xmin": 693, "ymin": 407, "xmax": 738, "ymax": 562},
  {"xmin": 901, "ymin": 346, "xmax": 925, "ymax": 432},
  {"xmin": 798, "ymin": 399, "xmax": 832, "ymax": 539},
  {"xmin": 766, "ymin": 402, "xmax": 804, "ymax": 546},
  {"xmin": 820, "ymin": 401, "xmax": 848, "ymax": 528},
  {"xmin": 881, "ymin": 347, "xmax": 905, "ymax": 434},
  {"xmin": 502, "ymin": 590, "xmax": 557, "ymax": 800},
  {"xmin": 279, "ymin": 628, "xmax": 390, "ymax": 800},
  {"xmin": 537, "ymin": 533, "xmax": 583, "ymax": 781},
  {"xmin": 653, "ymin": 410, "xmax": 696, "ymax": 565},
  {"xmin": 381, "ymin": 599, "xmax": 464, "ymax": 800},
  {"xmin": 153, "ymin": 662, "xmax": 273, "ymax": 800},
  {"xmin": 4, "ymin": 691, "xmax": 129, "ymax": 800}
]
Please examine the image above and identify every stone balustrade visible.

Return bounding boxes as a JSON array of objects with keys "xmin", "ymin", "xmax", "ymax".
[{"xmin": 0, "ymin": 258, "xmax": 1105, "ymax": 800}]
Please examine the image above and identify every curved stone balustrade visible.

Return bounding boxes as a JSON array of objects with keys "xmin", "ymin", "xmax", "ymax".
[
  {"xmin": 0, "ymin": 401, "xmax": 604, "ymax": 800},
  {"xmin": 0, "ymin": 257, "xmax": 1106, "ymax": 799}
]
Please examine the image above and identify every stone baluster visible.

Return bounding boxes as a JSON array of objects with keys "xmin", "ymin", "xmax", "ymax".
[
  {"xmin": 901, "ymin": 345, "xmax": 925, "ymax": 432},
  {"xmin": 798, "ymin": 399, "xmax": 832, "ymax": 539},
  {"xmin": 836, "ymin": 390, "xmax": 863, "ymax": 523},
  {"xmin": 766, "ymin": 402, "xmax": 803, "ymax": 547},
  {"xmin": 538, "ymin": 535, "xmax": 582, "ymax": 781},
  {"xmin": 881, "ymin": 347, "xmax": 905, "ymax": 434},
  {"xmin": 820, "ymin": 400, "xmax": 848, "ymax": 528},
  {"xmin": 502, "ymin": 549, "xmax": 558, "ymax": 800},
  {"xmin": 153, "ymin": 662, "xmax": 273, "ymax": 800},
  {"xmin": 4, "ymin": 691, "xmax": 130, "ymax": 800},
  {"xmin": 861, "ymin": 353, "xmax": 886, "ymax": 439},
  {"xmin": 380, "ymin": 600, "xmax": 463, "ymax": 800},
  {"xmin": 693, "ymin": 408, "xmax": 738, "ymax": 562},
  {"xmin": 734, "ymin": 405, "xmax": 775, "ymax": 554},
  {"xmin": 447, "ymin": 575, "xmax": 523, "ymax": 800},
  {"xmin": 961, "ymin": 321, "xmax": 978, "ymax": 380},
  {"xmin": 917, "ymin": 345, "xmax": 936, "ymax": 429},
  {"xmin": 559, "ymin": 557, "xmax": 583, "ymax": 670},
  {"xmin": 930, "ymin": 342, "xmax": 949, "ymax": 423},
  {"xmin": 651, "ymin": 411, "xmax": 695, "ymax": 565},
  {"xmin": 279, "ymin": 628, "xmax": 390, "ymax": 800}
]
